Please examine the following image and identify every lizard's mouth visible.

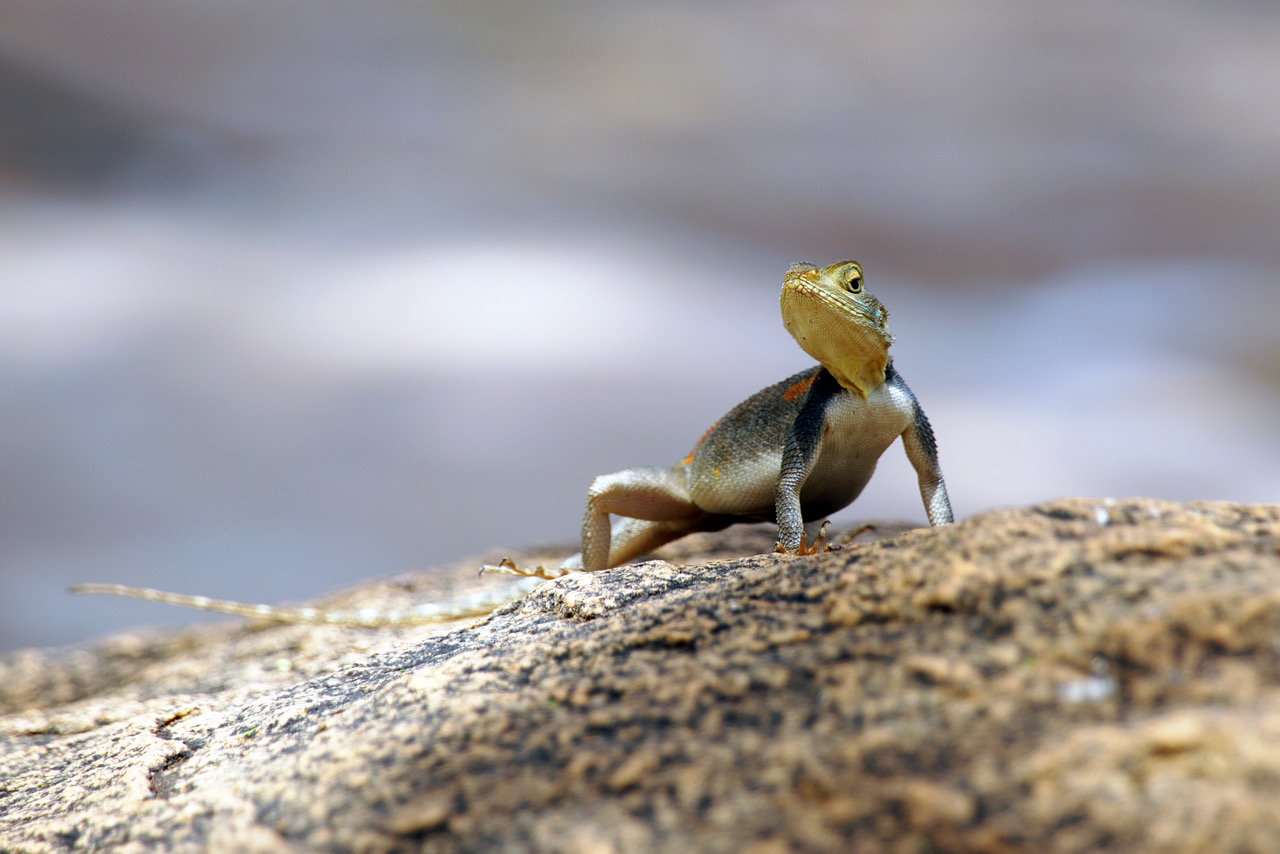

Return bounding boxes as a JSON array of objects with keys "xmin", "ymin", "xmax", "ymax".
[{"xmin": 782, "ymin": 274, "xmax": 890, "ymax": 340}]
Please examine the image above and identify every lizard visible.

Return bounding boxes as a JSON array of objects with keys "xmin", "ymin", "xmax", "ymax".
[{"xmin": 72, "ymin": 260, "xmax": 953, "ymax": 625}]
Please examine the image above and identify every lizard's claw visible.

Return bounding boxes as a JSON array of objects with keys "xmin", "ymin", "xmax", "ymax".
[
  {"xmin": 799, "ymin": 520, "xmax": 831, "ymax": 555},
  {"xmin": 774, "ymin": 521, "xmax": 833, "ymax": 556},
  {"xmin": 479, "ymin": 558, "xmax": 568, "ymax": 580}
]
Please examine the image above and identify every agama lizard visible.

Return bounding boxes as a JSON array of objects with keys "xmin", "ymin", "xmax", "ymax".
[{"xmin": 73, "ymin": 261, "xmax": 953, "ymax": 625}]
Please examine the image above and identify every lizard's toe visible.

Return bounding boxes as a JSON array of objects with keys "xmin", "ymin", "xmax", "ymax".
[
  {"xmin": 775, "ymin": 521, "xmax": 833, "ymax": 556},
  {"xmin": 479, "ymin": 558, "xmax": 568, "ymax": 580}
]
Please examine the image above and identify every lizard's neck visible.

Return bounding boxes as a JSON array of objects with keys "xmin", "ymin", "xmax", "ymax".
[
  {"xmin": 824, "ymin": 355, "xmax": 887, "ymax": 397},
  {"xmin": 781, "ymin": 306, "xmax": 889, "ymax": 396}
]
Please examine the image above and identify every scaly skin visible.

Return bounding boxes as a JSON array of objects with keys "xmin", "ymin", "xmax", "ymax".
[
  {"xmin": 492, "ymin": 259, "xmax": 952, "ymax": 577},
  {"xmin": 73, "ymin": 260, "xmax": 953, "ymax": 624}
]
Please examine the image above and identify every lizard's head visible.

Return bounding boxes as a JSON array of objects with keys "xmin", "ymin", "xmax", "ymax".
[{"xmin": 780, "ymin": 260, "xmax": 892, "ymax": 396}]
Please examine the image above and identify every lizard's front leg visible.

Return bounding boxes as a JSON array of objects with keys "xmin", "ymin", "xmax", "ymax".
[
  {"xmin": 774, "ymin": 391, "xmax": 829, "ymax": 553},
  {"xmin": 900, "ymin": 400, "xmax": 954, "ymax": 526}
]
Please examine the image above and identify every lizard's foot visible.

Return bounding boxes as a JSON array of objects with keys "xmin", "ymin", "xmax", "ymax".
[
  {"xmin": 479, "ymin": 558, "xmax": 569, "ymax": 580},
  {"xmin": 774, "ymin": 521, "xmax": 832, "ymax": 556},
  {"xmin": 826, "ymin": 522, "xmax": 877, "ymax": 550}
]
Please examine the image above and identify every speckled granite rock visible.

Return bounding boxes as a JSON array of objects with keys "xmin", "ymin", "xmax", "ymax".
[{"xmin": 3, "ymin": 500, "xmax": 1280, "ymax": 853}]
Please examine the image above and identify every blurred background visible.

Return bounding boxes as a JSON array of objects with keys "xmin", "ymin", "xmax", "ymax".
[{"xmin": 2, "ymin": 0, "xmax": 1278, "ymax": 651}]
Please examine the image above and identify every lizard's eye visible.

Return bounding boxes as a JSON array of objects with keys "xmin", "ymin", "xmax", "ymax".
[{"xmin": 845, "ymin": 276, "xmax": 862, "ymax": 293}]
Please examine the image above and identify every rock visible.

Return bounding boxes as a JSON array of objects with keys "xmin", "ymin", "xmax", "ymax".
[{"xmin": 3, "ymin": 499, "xmax": 1280, "ymax": 852}]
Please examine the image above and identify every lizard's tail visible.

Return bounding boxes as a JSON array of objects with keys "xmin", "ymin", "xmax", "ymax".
[{"xmin": 69, "ymin": 578, "xmax": 544, "ymax": 627}]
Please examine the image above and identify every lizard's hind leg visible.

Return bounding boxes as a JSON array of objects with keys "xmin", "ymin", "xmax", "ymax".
[
  {"xmin": 482, "ymin": 466, "xmax": 705, "ymax": 578},
  {"xmin": 480, "ymin": 515, "xmax": 699, "ymax": 580},
  {"xmin": 578, "ymin": 466, "xmax": 703, "ymax": 572}
]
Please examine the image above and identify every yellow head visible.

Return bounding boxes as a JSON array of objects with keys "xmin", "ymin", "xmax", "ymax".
[{"xmin": 780, "ymin": 261, "xmax": 892, "ymax": 396}]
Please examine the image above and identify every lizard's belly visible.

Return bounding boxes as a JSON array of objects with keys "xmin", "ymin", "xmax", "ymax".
[{"xmin": 797, "ymin": 385, "xmax": 914, "ymax": 517}]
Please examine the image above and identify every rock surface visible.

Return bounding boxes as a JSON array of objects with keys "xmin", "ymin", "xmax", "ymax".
[{"xmin": 3, "ymin": 499, "xmax": 1280, "ymax": 853}]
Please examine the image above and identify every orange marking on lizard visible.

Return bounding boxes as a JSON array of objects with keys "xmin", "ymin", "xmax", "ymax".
[
  {"xmin": 783, "ymin": 373, "xmax": 818, "ymax": 401},
  {"xmin": 681, "ymin": 421, "xmax": 719, "ymax": 466}
]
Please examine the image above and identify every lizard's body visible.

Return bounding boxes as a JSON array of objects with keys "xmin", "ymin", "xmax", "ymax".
[{"xmin": 74, "ymin": 261, "xmax": 953, "ymax": 623}]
